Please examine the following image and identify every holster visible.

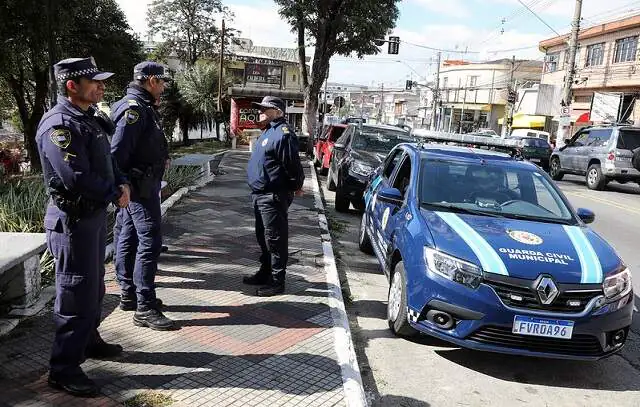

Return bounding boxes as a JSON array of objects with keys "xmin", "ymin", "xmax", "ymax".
[{"xmin": 130, "ymin": 166, "xmax": 160, "ymax": 199}]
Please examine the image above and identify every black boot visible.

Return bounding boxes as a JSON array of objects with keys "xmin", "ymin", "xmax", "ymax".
[
  {"xmin": 48, "ymin": 372, "xmax": 99, "ymax": 397},
  {"xmin": 120, "ymin": 295, "xmax": 163, "ymax": 311},
  {"xmin": 85, "ymin": 341, "xmax": 123, "ymax": 359},
  {"xmin": 133, "ymin": 308, "xmax": 176, "ymax": 331},
  {"xmin": 256, "ymin": 281, "xmax": 285, "ymax": 297},
  {"xmin": 243, "ymin": 271, "xmax": 272, "ymax": 286}
]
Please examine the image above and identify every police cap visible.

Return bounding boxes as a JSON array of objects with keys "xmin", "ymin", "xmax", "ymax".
[
  {"xmin": 134, "ymin": 61, "xmax": 173, "ymax": 81},
  {"xmin": 252, "ymin": 96, "xmax": 286, "ymax": 113},
  {"xmin": 54, "ymin": 57, "xmax": 114, "ymax": 81}
]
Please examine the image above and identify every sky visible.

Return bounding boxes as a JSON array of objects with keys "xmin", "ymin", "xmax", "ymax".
[{"xmin": 115, "ymin": 0, "xmax": 640, "ymax": 88}]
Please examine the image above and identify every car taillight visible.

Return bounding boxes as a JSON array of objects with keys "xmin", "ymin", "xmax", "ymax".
[{"xmin": 607, "ymin": 152, "xmax": 615, "ymax": 161}]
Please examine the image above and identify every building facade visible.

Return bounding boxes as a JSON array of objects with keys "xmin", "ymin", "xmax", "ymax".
[
  {"xmin": 437, "ymin": 59, "xmax": 543, "ymax": 133},
  {"xmin": 539, "ymin": 14, "xmax": 640, "ymax": 125}
]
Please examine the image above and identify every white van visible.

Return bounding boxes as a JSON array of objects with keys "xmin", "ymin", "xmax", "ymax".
[{"xmin": 509, "ymin": 129, "xmax": 552, "ymax": 144}]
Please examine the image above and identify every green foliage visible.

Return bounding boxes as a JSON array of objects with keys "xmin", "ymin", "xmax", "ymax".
[
  {"xmin": 0, "ymin": 178, "xmax": 47, "ymax": 233},
  {"xmin": 170, "ymin": 140, "xmax": 225, "ymax": 158},
  {"xmin": 163, "ymin": 165, "xmax": 204, "ymax": 193},
  {"xmin": 124, "ymin": 391, "xmax": 174, "ymax": 407}
]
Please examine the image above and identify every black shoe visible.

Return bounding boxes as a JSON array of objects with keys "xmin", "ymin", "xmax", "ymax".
[
  {"xmin": 85, "ymin": 341, "xmax": 123, "ymax": 359},
  {"xmin": 120, "ymin": 297, "xmax": 163, "ymax": 311},
  {"xmin": 243, "ymin": 272, "xmax": 272, "ymax": 286},
  {"xmin": 48, "ymin": 373, "xmax": 99, "ymax": 397},
  {"xmin": 133, "ymin": 308, "xmax": 176, "ymax": 331},
  {"xmin": 256, "ymin": 282, "xmax": 285, "ymax": 297},
  {"xmin": 161, "ymin": 245, "xmax": 169, "ymax": 253}
]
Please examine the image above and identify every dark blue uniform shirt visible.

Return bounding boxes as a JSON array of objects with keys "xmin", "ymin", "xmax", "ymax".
[
  {"xmin": 36, "ymin": 96, "xmax": 126, "ymax": 204},
  {"xmin": 247, "ymin": 118, "xmax": 305, "ymax": 193},
  {"xmin": 110, "ymin": 85, "xmax": 168, "ymax": 176}
]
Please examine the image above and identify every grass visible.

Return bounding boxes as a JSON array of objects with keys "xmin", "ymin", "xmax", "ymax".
[
  {"xmin": 169, "ymin": 139, "xmax": 226, "ymax": 159},
  {"xmin": 162, "ymin": 165, "xmax": 204, "ymax": 198},
  {"xmin": 124, "ymin": 392, "xmax": 174, "ymax": 407}
]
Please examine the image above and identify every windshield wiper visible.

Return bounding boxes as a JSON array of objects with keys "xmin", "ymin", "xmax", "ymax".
[
  {"xmin": 420, "ymin": 202, "xmax": 503, "ymax": 218},
  {"xmin": 499, "ymin": 213, "xmax": 573, "ymax": 225}
]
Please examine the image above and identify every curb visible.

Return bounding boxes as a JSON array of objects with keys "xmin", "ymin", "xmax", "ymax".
[{"xmin": 308, "ymin": 161, "xmax": 368, "ymax": 407}]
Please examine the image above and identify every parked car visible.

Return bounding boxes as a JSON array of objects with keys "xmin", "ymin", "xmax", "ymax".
[
  {"xmin": 510, "ymin": 129, "xmax": 553, "ymax": 146},
  {"xmin": 472, "ymin": 129, "xmax": 500, "ymax": 138},
  {"xmin": 359, "ymin": 142, "xmax": 633, "ymax": 360},
  {"xmin": 550, "ymin": 125, "xmax": 640, "ymax": 190},
  {"xmin": 327, "ymin": 124, "xmax": 413, "ymax": 212},
  {"xmin": 511, "ymin": 136, "xmax": 553, "ymax": 171},
  {"xmin": 314, "ymin": 124, "xmax": 347, "ymax": 175}
]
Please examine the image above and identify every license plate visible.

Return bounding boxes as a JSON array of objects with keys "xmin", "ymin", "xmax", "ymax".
[
  {"xmin": 512, "ymin": 316, "xmax": 574, "ymax": 339},
  {"xmin": 529, "ymin": 158, "xmax": 541, "ymax": 163}
]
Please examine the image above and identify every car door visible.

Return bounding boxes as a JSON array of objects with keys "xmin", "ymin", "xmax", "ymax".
[
  {"xmin": 330, "ymin": 126, "xmax": 353, "ymax": 183},
  {"xmin": 563, "ymin": 129, "xmax": 589, "ymax": 171},
  {"xmin": 584, "ymin": 128, "xmax": 613, "ymax": 170},
  {"xmin": 379, "ymin": 153, "xmax": 413, "ymax": 253}
]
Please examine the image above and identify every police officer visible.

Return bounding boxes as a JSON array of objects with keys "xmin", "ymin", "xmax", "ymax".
[
  {"xmin": 110, "ymin": 61, "xmax": 174, "ymax": 330},
  {"xmin": 36, "ymin": 57, "xmax": 131, "ymax": 396},
  {"xmin": 245, "ymin": 96, "xmax": 305, "ymax": 297}
]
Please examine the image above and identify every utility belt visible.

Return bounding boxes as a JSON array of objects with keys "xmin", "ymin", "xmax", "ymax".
[
  {"xmin": 49, "ymin": 192, "xmax": 103, "ymax": 220},
  {"xmin": 129, "ymin": 164, "xmax": 163, "ymax": 199}
]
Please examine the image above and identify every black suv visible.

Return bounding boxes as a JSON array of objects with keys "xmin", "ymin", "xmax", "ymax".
[{"xmin": 327, "ymin": 124, "xmax": 413, "ymax": 212}]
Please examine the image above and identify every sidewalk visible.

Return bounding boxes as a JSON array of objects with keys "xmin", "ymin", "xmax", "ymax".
[{"xmin": 0, "ymin": 151, "xmax": 362, "ymax": 407}]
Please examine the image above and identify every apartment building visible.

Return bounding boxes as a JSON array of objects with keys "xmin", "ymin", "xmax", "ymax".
[{"xmin": 539, "ymin": 14, "xmax": 640, "ymax": 125}]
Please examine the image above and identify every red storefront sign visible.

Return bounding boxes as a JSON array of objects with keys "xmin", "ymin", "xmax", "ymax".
[{"xmin": 230, "ymin": 98, "xmax": 261, "ymax": 136}]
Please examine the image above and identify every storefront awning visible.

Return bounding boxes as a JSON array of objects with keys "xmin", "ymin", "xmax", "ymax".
[
  {"xmin": 228, "ymin": 86, "xmax": 304, "ymax": 101},
  {"xmin": 498, "ymin": 113, "xmax": 546, "ymax": 128},
  {"xmin": 449, "ymin": 103, "xmax": 492, "ymax": 111}
]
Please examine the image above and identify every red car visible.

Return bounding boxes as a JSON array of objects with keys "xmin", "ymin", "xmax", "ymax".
[{"xmin": 314, "ymin": 124, "xmax": 347, "ymax": 174}]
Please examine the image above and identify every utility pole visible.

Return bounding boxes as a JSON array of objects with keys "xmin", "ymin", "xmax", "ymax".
[
  {"xmin": 505, "ymin": 55, "xmax": 516, "ymax": 137},
  {"xmin": 559, "ymin": 0, "xmax": 583, "ymax": 147},
  {"xmin": 488, "ymin": 69, "xmax": 496, "ymax": 129},
  {"xmin": 360, "ymin": 89, "xmax": 364, "ymax": 118},
  {"xmin": 378, "ymin": 83, "xmax": 384, "ymax": 123},
  {"xmin": 217, "ymin": 19, "xmax": 226, "ymax": 112},
  {"xmin": 431, "ymin": 52, "xmax": 441, "ymax": 130},
  {"xmin": 461, "ymin": 78, "xmax": 468, "ymax": 134}
]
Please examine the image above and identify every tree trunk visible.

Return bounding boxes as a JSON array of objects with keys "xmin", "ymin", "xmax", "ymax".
[
  {"xmin": 303, "ymin": 89, "xmax": 318, "ymax": 141},
  {"xmin": 215, "ymin": 121, "xmax": 220, "ymax": 140},
  {"xmin": 179, "ymin": 114, "xmax": 190, "ymax": 146}
]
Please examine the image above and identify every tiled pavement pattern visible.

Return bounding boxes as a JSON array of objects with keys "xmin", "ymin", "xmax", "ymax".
[{"xmin": 0, "ymin": 151, "xmax": 347, "ymax": 407}]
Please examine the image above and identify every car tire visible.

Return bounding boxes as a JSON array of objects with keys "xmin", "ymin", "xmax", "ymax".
[
  {"xmin": 387, "ymin": 262, "xmax": 417, "ymax": 337},
  {"xmin": 334, "ymin": 183, "xmax": 350, "ymax": 212},
  {"xmin": 320, "ymin": 165, "xmax": 328, "ymax": 176},
  {"xmin": 550, "ymin": 157, "xmax": 564, "ymax": 181},
  {"xmin": 327, "ymin": 165, "xmax": 337, "ymax": 191},
  {"xmin": 313, "ymin": 151, "xmax": 321, "ymax": 167},
  {"xmin": 358, "ymin": 213, "xmax": 374, "ymax": 255},
  {"xmin": 586, "ymin": 164, "xmax": 607, "ymax": 190}
]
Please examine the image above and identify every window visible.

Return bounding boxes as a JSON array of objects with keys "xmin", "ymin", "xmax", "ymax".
[
  {"xmin": 544, "ymin": 53, "xmax": 560, "ymax": 73},
  {"xmin": 587, "ymin": 128, "xmax": 613, "ymax": 147},
  {"xmin": 573, "ymin": 130, "xmax": 590, "ymax": 146},
  {"xmin": 532, "ymin": 175, "xmax": 564, "ymax": 217},
  {"xmin": 585, "ymin": 43, "xmax": 605, "ymax": 67},
  {"xmin": 468, "ymin": 76, "xmax": 478, "ymax": 87},
  {"xmin": 442, "ymin": 77, "xmax": 448, "ymax": 88},
  {"xmin": 335, "ymin": 127, "xmax": 352, "ymax": 146},
  {"xmin": 391, "ymin": 156, "xmax": 412, "ymax": 198},
  {"xmin": 328, "ymin": 126, "xmax": 346, "ymax": 142},
  {"xmin": 614, "ymin": 36, "xmax": 638, "ymax": 63},
  {"xmin": 574, "ymin": 95, "xmax": 593, "ymax": 104},
  {"xmin": 383, "ymin": 150, "xmax": 404, "ymax": 178},
  {"xmin": 292, "ymin": 74, "xmax": 297, "ymax": 83}
]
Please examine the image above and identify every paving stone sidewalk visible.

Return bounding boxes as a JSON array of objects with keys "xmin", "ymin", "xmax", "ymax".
[{"xmin": 0, "ymin": 151, "xmax": 350, "ymax": 407}]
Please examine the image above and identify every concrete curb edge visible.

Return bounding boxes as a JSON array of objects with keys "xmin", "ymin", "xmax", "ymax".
[{"xmin": 308, "ymin": 161, "xmax": 368, "ymax": 407}]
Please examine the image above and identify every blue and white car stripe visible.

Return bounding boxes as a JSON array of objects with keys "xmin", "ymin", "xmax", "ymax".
[
  {"xmin": 563, "ymin": 226, "xmax": 603, "ymax": 283},
  {"xmin": 436, "ymin": 212, "xmax": 509, "ymax": 276}
]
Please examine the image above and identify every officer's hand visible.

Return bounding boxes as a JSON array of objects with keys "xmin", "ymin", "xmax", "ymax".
[
  {"xmin": 165, "ymin": 159, "xmax": 171, "ymax": 170},
  {"xmin": 118, "ymin": 184, "xmax": 130, "ymax": 208},
  {"xmin": 295, "ymin": 189, "xmax": 304, "ymax": 197}
]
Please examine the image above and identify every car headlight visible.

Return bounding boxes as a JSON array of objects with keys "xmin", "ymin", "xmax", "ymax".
[
  {"xmin": 350, "ymin": 161, "xmax": 374, "ymax": 177},
  {"xmin": 603, "ymin": 267, "xmax": 632, "ymax": 300},
  {"xmin": 424, "ymin": 247, "xmax": 482, "ymax": 289}
]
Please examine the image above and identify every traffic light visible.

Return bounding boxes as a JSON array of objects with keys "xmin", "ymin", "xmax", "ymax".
[
  {"xmin": 388, "ymin": 36, "xmax": 400, "ymax": 55},
  {"xmin": 405, "ymin": 80, "xmax": 413, "ymax": 91},
  {"xmin": 507, "ymin": 90, "xmax": 517, "ymax": 104}
]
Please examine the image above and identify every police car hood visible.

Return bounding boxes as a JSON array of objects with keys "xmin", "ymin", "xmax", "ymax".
[{"xmin": 421, "ymin": 210, "xmax": 621, "ymax": 284}]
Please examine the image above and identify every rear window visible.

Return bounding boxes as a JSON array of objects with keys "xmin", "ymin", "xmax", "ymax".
[
  {"xmin": 329, "ymin": 127, "xmax": 346, "ymax": 142},
  {"xmin": 521, "ymin": 138, "xmax": 549, "ymax": 148},
  {"xmin": 617, "ymin": 129, "xmax": 640, "ymax": 150}
]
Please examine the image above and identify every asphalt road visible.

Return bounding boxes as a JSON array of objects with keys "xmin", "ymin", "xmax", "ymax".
[{"xmin": 317, "ymin": 171, "xmax": 640, "ymax": 407}]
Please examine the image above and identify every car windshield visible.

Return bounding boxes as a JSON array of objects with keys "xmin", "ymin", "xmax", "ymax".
[
  {"xmin": 352, "ymin": 128, "xmax": 413, "ymax": 153},
  {"xmin": 419, "ymin": 159, "xmax": 576, "ymax": 224},
  {"xmin": 329, "ymin": 127, "xmax": 346, "ymax": 142}
]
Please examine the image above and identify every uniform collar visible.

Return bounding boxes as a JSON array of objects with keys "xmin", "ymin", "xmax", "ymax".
[
  {"xmin": 267, "ymin": 117, "xmax": 286, "ymax": 129},
  {"xmin": 127, "ymin": 84, "xmax": 155, "ymax": 104},
  {"xmin": 56, "ymin": 96, "xmax": 95, "ymax": 118}
]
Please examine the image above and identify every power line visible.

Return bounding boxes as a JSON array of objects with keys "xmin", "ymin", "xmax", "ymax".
[{"xmin": 516, "ymin": 0, "xmax": 562, "ymax": 36}]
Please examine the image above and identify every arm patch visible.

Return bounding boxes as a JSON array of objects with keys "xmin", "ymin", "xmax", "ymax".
[
  {"xmin": 50, "ymin": 128, "xmax": 71, "ymax": 149},
  {"xmin": 125, "ymin": 109, "xmax": 140, "ymax": 125}
]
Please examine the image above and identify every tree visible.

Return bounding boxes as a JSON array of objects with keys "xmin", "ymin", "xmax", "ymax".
[
  {"xmin": 273, "ymin": 0, "xmax": 400, "ymax": 136},
  {"xmin": 0, "ymin": 0, "xmax": 143, "ymax": 171},
  {"xmin": 147, "ymin": 0, "xmax": 236, "ymax": 67}
]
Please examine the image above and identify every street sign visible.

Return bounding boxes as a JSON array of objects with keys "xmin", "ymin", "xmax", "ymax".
[
  {"xmin": 334, "ymin": 96, "xmax": 346, "ymax": 109},
  {"xmin": 560, "ymin": 106, "xmax": 570, "ymax": 116},
  {"xmin": 558, "ymin": 115, "xmax": 571, "ymax": 127}
]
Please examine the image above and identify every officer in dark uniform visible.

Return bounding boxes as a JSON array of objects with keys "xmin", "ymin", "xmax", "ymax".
[
  {"xmin": 245, "ymin": 96, "xmax": 305, "ymax": 297},
  {"xmin": 110, "ymin": 61, "xmax": 174, "ymax": 330},
  {"xmin": 36, "ymin": 57, "xmax": 131, "ymax": 396}
]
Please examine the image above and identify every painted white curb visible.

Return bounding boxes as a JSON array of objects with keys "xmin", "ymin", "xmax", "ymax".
[{"xmin": 308, "ymin": 161, "xmax": 368, "ymax": 407}]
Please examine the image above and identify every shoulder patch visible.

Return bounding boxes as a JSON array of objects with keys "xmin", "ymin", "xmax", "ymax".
[
  {"xmin": 127, "ymin": 99, "xmax": 139, "ymax": 106},
  {"xmin": 125, "ymin": 109, "xmax": 140, "ymax": 125},
  {"xmin": 50, "ymin": 128, "xmax": 71, "ymax": 149},
  {"xmin": 281, "ymin": 126, "xmax": 290, "ymax": 134}
]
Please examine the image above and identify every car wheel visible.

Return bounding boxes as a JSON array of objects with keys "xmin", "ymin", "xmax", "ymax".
[
  {"xmin": 586, "ymin": 164, "xmax": 607, "ymax": 190},
  {"xmin": 320, "ymin": 164, "xmax": 329, "ymax": 176},
  {"xmin": 550, "ymin": 157, "xmax": 564, "ymax": 181},
  {"xmin": 334, "ymin": 182, "xmax": 350, "ymax": 212},
  {"xmin": 313, "ymin": 151, "xmax": 321, "ymax": 167},
  {"xmin": 358, "ymin": 213, "xmax": 374, "ymax": 255},
  {"xmin": 387, "ymin": 262, "xmax": 417, "ymax": 337},
  {"xmin": 327, "ymin": 164, "xmax": 337, "ymax": 191}
]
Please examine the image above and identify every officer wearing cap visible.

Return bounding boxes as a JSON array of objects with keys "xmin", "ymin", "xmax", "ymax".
[
  {"xmin": 245, "ymin": 96, "xmax": 305, "ymax": 296},
  {"xmin": 110, "ymin": 61, "xmax": 174, "ymax": 330},
  {"xmin": 36, "ymin": 57, "xmax": 131, "ymax": 397}
]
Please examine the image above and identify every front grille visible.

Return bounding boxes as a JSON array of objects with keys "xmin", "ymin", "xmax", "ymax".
[
  {"xmin": 468, "ymin": 326, "xmax": 603, "ymax": 357},
  {"xmin": 484, "ymin": 275, "xmax": 603, "ymax": 313}
]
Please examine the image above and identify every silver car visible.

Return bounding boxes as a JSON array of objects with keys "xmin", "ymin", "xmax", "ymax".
[{"xmin": 550, "ymin": 125, "xmax": 640, "ymax": 190}]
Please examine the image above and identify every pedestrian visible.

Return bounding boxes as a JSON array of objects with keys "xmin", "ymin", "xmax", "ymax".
[
  {"xmin": 36, "ymin": 57, "xmax": 131, "ymax": 397},
  {"xmin": 245, "ymin": 96, "xmax": 305, "ymax": 297},
  {"xmin": 110, "ymin": 61, "xmax": 174, "ymax": 330}
]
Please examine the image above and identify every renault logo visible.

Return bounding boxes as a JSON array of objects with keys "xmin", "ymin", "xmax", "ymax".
[{"xmin": 536, "ymin": 277, "xmax": 559, "ymax": 305}]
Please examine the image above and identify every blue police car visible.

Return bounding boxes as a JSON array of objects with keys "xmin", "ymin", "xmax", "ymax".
[{"xmin": 359, "ymin": 139, "xmax": 633, "ymax": 360}]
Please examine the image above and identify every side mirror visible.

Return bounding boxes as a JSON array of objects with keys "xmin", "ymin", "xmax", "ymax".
[
  {"xmin": 564, "ymin": 139, "xmax": 572, "ymax": 146},
  {"xmin": 334, "ymin": 143, "xmax": 345, "ymax": 150},
  {"xmin": 577, "ymin": 208, "xmax": 595, "ymax": 224},
  {"xmin": 377, "ymin": 187, "xmax": 403, "ymax": 206}
]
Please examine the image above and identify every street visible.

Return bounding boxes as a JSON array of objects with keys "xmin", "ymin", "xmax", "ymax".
[{"xmin": 318, "ymin": 171, "xmax": 640, "ymax": 407}]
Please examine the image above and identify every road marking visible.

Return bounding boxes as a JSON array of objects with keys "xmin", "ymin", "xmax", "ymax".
[
  {"xmin": 564, "ymin": 191, "xmax": 640, "ymax": 215},
  {"xmin": 309, "ymin": 161, "xmax": 368, "ymax": 407}
]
